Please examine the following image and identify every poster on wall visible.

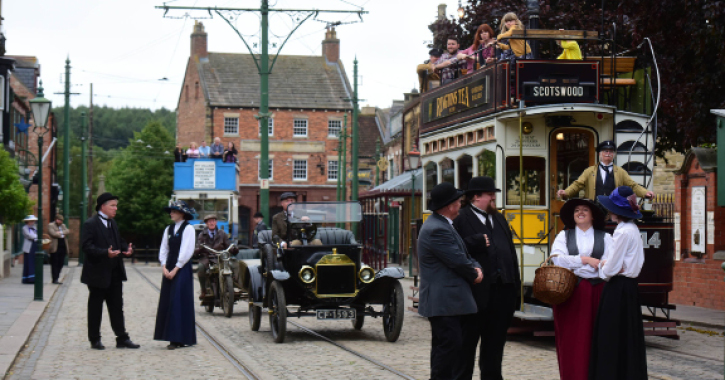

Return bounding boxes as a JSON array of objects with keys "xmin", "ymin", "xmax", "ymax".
[
  {"xmin": 707, "ymin": 211, "xmax": 715, "ymax": 245},
  {"xmin": 691, "ymin": 186, "xmax": 706, "ymax": 253}
]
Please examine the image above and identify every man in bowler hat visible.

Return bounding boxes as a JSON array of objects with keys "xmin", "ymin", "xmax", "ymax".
[
  {"xmin": 418, "ymin": 182, "xmax": 483, "ymax": 380},
  {"xmin": 557, "ymin": 140, "xmax": 654, "ymax": 200},
  {"xmin": 80, "ymin": 193, "xmax": 140, "ymax": 350},
  {"xmin": 453, "ymin": 176, "xmax": 520, "ymax": 380}
]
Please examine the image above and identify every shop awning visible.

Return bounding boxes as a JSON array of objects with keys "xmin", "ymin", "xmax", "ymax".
[{"xmin": 363, "ymin": 168, "xmax": 423, "ymax": 196}]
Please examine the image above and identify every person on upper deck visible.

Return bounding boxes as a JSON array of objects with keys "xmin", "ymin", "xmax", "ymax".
[
  {"xmin": 186, "ymin": 142, "xmax": 200, "ymax": 159},
  {"xmin": 557, "ymin": 30, "xmax": 582, "ymax": 60},
  {"xmin": 416, "ymin": 48, "xmax": 443, "ymax": 92},
  {"xmin": 496, "ymin": 12, "xmax": 532, "ymax": 61},
  {"xmin": 459, "ymin": 24, "xmax": 498, "ymax": 73},
  {"xmin": 198, "ymin": 140, "xmax": 211, "ymax": 158},
  {"xmin": 557, "ymin": 140, "xmax": 654, "ymax": 201},
  {"xmin": 432, "ymin": 36, "xmax": 462, "ymax": 85}
]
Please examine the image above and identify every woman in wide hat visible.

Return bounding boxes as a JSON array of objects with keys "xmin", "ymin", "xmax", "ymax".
[
  {"xmin": 154, "ymin": 200, "xmax": 198, "ymax": 349},
  {"xmin": 21, "ymin": 215, "xmax": 39, "ymax": 284},
  {"xmin": 550, "ymin": 199, "xmax": 612, "ymax": 380},
  {"xmin": 589, "ymin": 186, "xmax": 647, "ymax": 379}
]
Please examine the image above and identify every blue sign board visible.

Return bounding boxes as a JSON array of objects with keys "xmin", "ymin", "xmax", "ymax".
[{"xmin": 173, "ymin": 159, "xmax": 237, "ymax": 191}]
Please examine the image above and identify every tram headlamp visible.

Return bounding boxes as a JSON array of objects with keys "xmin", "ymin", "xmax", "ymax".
[
  {"xmin": 299, "ymin": 266, "xmax": 316, "ymax": 284},
  {"xmin": 359, "ymin": 266, "xmax": 375, "ymax": 283}
]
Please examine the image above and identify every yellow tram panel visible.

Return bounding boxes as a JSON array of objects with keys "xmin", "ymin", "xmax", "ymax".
[{"xmin": 502, "ymin": 209, "xmax": 549, "ymax": 244}]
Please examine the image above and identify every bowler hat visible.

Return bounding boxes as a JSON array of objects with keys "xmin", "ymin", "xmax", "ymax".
[
  {"xmin": 559, "ymin": 198, "xmax": 605, "ymax": 230},
  {"xmin": 465, "ymin": 176, "xmax": 500, "ymax": 195},
  {"xmin": 280, "ymin": 192, "xmax": 296, "ymax": 201},
  {"xmin": 597, "ymin": 186, "xmax": 643, "ymax": 220},
  {"xmin": 95, "ymin": 192, "xmax": 119, "ymax": 211},
  {"xmin": 429, "ymin": 48, "xmax": 444, "ymax": 57},
  {"xmin": 428, "ymin": 182, "xmax": 464, "ymax": 211},
  {"xmin": 596, "ymin": 140, "xmax": 616, "ymax": 152},
  {"xmin": 163, "ymin": 200, "xmax": 196, "ymax": 221}
]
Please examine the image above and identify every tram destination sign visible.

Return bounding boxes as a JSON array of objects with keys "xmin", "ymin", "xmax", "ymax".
[
  {"xmin": 194, "ymin": 160, "xmax": 216, "ymax": 189},
  {"xmin": 517, "ymin": 61, "xmax": 599, "ymax": 104}
]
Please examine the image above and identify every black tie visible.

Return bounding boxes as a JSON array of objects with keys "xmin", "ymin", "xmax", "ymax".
[
  {"xmin": 601, "ymin": 164, "xmax": 612, "ymax": 183},
  {"xmin": 210, "ymin": 230, "xmax": 215, "ymax": 239},
  {"xmin": 472, "ymin": 207, "xmax": 493, "ymax": 231}
]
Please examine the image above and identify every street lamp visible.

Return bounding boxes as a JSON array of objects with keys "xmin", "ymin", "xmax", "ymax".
[
  {"xmin": 28, "ymin": 80, "xmax": 52, "ymax": 301},
  {"xmin": 457, "ymin": 0, "xmax": 465, "ymax": 18},
  {"xmin": 407, "ymin": 145, "xmax": 421, "ymax": 277}
]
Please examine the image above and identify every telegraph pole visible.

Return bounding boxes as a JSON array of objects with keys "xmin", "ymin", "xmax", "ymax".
[
  {"xmin": 79, "ymin": 112, "xmax": 87, "ymax": 265},
  {"xmin": 156, "ymin": 2, "xmax": 367, "ymax": 227},
  {"xmin": 341, "ymin": 115, "xmax": 348, "ymax": 202},
  {"xmin": 351, "ymin": 58, "xmax": 360, "ymax": 201},
  {"xmin": 87, "ymin": 83, "xmax": 94, "ymax": 217},
  {"xmin": 62, "ymin": 58, "xmax": 70, "ymax": 227}
]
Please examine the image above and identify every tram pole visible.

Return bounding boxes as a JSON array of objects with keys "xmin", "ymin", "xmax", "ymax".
[
  {"xmin": 519, "ymin": 100, "xmax": 525, "ymax": 312},
  {"xmin": 341, "ymin": 115, "xmax": 348, "ymax": 202},
  {"xmin": 79, "ymin": 112, "xmax": 88, "ymax": 266}
]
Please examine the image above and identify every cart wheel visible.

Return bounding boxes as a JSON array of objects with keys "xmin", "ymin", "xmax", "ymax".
[
  {"xmin": 223, "ymin": 275, "xmax": 234, "ymax": 318},
  {"xmin": 269, "ymin": 280, "xmax": 287, "ymax": 343},
  {"xmin": 249, "ymin": 303, "xmax": 262, "ymax": 331},
  {"xmin": 382, "ymin": 280, "xmax": 404, "ymax": 342},
  {"xmin": 351, "ymin": 307, "xmax": 365, "ymax": 330},
  {"xmin": 204, "ymin": 287, "xmax": 214, "ymax": 313}
]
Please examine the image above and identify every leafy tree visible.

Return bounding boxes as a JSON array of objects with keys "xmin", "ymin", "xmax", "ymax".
[
  {"xmin": 106, "ymin": 121, "xmax": 175, "ymax": 241},
  {"xmin": 433, "ymin": 0, "xmax": 725, "ymax": 156},
  {"xmin": 0, "ymin": 149, "xmax": 33, "ymax": 224}
]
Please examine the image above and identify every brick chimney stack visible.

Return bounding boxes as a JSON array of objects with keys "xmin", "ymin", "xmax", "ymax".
[
  {"xmin": 321, "ymin": 27, "xmax": 340, "ymax": 63},
  {"xmin": 437, "ymin": 4, "xmax": 447, "ymax": 20},
  {"xmin": 191, "ymin": 21, "xmax": 208, "ymax": 59}
]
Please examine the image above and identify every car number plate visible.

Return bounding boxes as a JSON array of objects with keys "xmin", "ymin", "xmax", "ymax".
[{"xmin": 316, "ymin": 309, "xmax": 356, "ymax": 320}]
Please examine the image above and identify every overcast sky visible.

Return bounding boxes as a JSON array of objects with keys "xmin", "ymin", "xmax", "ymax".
[{"xmin": 4, "ymin": 0, "xmax": 463, "ymax": 111}]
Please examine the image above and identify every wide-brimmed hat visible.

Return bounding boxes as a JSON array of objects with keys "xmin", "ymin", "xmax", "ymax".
[
  {"xmin": 23, "ymin": 215, "xmax": 38, "ymax": 222},
  {"xmin": 560, "ymin": 199, "xmax": 605, "ymax": 230},
  {"xmin": 596, "ymin": 140, "xmax": 616, "ymax": 152},
  {"xmin": 280, "ymin": 192, "xmax": 296, "ymax": 201},
  {"xmin": 203, "ymin": 214, "xmax": 217, "ymax": 222},
  {"xmin": 163, "ymin": 200, "xmax": 196, "ymax": 220},
  {"xmin": 465, "ymin": 176, "xmax": 500, "ymax": 195},
  {"xmin": 428, "ymin": 182, "xmax": 464, "ymax": 211},
  {"xmin": 597, "ymin": 186, "xmax": 643, "ymax": 220},
  {"xmin": 96, "ymin": 192, "xmax": 119, "ymax": 211}
]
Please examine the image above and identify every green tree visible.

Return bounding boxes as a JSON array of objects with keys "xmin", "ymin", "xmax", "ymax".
[
  {"xmin": 0, "ymin": 149, "xmax": 33, "ymax": 224},
  {"xmin": 107, "ymin": 121, "xmax": 175, "ymax": 240}
]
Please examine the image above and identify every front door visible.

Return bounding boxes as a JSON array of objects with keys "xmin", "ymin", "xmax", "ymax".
[{"xmin": 550, "ymin": 129, "xmax": 596, "ymax": 236}]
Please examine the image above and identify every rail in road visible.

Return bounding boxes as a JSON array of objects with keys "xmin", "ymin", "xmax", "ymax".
[{"xmin": 133, "ymin": 266, "xmax": 418, "ymax": 380}]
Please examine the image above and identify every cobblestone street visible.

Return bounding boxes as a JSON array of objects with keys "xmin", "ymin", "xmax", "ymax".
[{"xmin": 4, "ymin": 263, "xmax": 724, "ymax": 379}]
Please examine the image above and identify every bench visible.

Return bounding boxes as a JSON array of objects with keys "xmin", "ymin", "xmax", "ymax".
[
  {"xmin": 508, "ymin": 29, "xmax": 600, "ymax": 41},
  {"xmin": 590, "ymin": 56, "xmax": 638, "ymax": 88}
]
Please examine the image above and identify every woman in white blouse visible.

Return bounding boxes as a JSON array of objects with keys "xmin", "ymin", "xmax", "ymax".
[
  {"xmin": 154, "ymin": 200, "xmax": 197, "ymax": 350},
  {"xmin": 551, "ymin": 199, "xmax": 611, "ymax": 380},
  {"xmin": 589, "ymin": 186, "xmax": 648, "ymax": 379}
]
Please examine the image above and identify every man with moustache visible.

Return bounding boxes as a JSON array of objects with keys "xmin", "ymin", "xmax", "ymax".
[
  {"xmin": 418, "ymin": 182, "xmax": 483, "ymax": 380},
  {"xmin": 81, "ymin": 193, "xmax": 140, "ymax": 350},
  {"xmin": 453, "ymin": 176, "xmax": 520, "ymax": 380}
]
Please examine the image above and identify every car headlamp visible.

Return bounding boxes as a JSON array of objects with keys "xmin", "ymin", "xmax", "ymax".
[
  {"xmin": 299, "ymin": 266, "xmax": 316, "ymax": 284},
  {"xmin": 359, "ymin": 266, "xmax": 375, "ymax": 283}
]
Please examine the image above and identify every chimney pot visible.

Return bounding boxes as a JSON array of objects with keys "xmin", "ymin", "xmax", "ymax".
[
  {"xmin": 191, "ymin": 21, "xmax": 208, "ymax": 59},
  {"xmin": 321, "ymin": 27, "xmax": 340, "ymax": 63}
]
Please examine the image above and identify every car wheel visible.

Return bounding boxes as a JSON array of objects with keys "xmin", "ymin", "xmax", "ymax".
[
  {"xmin": 269, "ymin": 280, "xmax": 287, "ymax": 343},
  {"xmin": 351, "ymin": 307, "xmax": 365, "ymax": 330},
  {"xmin": 249, "ymin": 303, "xmax": 262, "ymax": 331},
  {"xmin": 382, "ymin": 280, "xmax": 404, "ymax": 342},
  {"xmin": 223, "ymin": 275, "xmax": 234, "ymax": 318}
]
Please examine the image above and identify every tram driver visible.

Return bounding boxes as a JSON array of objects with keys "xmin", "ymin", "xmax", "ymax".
[
  {"xmin": 557, "ymin": 140, "xmax": 654, "ymax": 201},
  {"xmin": 271, "ymin": 192, "xmax": 322, "ymax": 248}
]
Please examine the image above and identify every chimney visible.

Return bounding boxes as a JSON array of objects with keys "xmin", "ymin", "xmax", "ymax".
[
  {"xmin": 321, "ymin": 27, "xmax": 340, "ymax": 63},
  {"xmin": 191, "ymin": 21, "xmax": 208, "ymax": 59},
  {"xmin": 437, "ymin": 4, "xmax": 447, "ymax": 20}
]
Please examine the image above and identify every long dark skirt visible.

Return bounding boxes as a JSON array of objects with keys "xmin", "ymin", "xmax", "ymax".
[
  {"xmin": 553, "ymin": 280, "xmax": 605, "ymax": 380},
  {"xmin": 588, "ymin": 276, "xmax": 647, "ymax": 380},
  {"xmin": 22, "ymin": 244, "xmax": 36, "ymax": 284},
  {"xmin": 153, "ymin": 263, "xmax": 197, "ymax": 346}
]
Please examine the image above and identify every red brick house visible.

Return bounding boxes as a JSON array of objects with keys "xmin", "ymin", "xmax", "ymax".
[{"xmin": 176, "ymin": 22, "xmax": 353, "ymax": 241}]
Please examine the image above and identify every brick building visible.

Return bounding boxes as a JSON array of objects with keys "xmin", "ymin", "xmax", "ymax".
[{"xmin": 176, "ymin": 22, "xmax": 353, "ymax": 241}]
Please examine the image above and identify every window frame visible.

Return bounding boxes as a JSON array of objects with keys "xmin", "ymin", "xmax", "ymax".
[
  {"xmin": 293, "ymin": 159, "xmax": 308, "ymax": 180},
  {"xmin": 327, "ymin": 119, "xmax": 342, "ymax": 138},
  {"xmin": 223, "ymin": 117, "xmax": 239, "ymax": 135},
  {"xmin": 327, "ymin": 160, "xmax": 339, "ymax": 181},
  {"xmin": 293, "ymin": 119, "xmax": 308, "ymax": 137}
]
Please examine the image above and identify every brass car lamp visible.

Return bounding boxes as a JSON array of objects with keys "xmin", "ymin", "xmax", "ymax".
[
  {"xmin": 299, "ymin": 265, "xmax": 316, "ymax": 284},
  {"xmin": 359, "ymin": 266, "xmax": 375, "ymax": 283}
]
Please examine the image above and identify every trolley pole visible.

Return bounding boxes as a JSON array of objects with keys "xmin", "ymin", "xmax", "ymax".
[
  {"xmin": 336, "ymin": 136, "xmax": 342, "ymax": 202},
  {"xmin": 62, "ymin": 58, "xmax": 70, "ymax": 266},
  {"xmin": 79, "ymin": 112, "xmax": 87, "ymax": 265},
  {"xmin": 341, "ymin": 115, "xmax": 348, "ymax": 202}
]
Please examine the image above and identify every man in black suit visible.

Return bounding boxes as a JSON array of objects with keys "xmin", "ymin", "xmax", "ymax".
[
  {"xmin": 453, "ymin": 176, "xmax": 520, "ymax": 380},
  {"xmin": 418, "ymin": 182, "xmax": 483, "ymax": 380},
  {"xmin": 80, "ymin": 193, "xmax": 140, "ymax": 350}
]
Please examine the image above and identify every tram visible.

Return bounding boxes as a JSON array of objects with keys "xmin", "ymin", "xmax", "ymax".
[{"xmin": 366, "ymin": 28, "xmax": 677, "ymax": 336}]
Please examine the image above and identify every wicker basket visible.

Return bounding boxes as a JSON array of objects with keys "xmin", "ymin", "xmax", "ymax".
[
  {"xmin": 532, "ymin": 255, "xmax": 578, "ymax": 306},
  {"xmin": 42, "ymin": 234, "xmax": 52, "ymax": 251}
]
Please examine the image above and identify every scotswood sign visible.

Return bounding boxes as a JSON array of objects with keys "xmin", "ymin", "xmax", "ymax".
[{"xmin": 517, "ymin": 61, "xmax": 599, "ymax": 103}]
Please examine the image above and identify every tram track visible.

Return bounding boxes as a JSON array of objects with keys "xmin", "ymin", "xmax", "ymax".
[{"xmin": 133, "ymin": 265, "xmax": 417, "ymax": 380}]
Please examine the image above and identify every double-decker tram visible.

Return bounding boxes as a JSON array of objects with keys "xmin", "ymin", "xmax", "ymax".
[{"xmin": 391, "ymin": 28, "xmax": 677, "ymax": 337}]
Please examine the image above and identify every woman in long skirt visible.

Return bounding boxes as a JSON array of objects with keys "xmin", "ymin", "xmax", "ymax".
[
  {"xmin": 589, "ymin": 186, "xmax": 648, "ymax": 379},
  {"xmin": 154, "ymin": 201, "xmax": 197, "ymax": 349},
  {"xmin": 21, "ymin": 215, "xmax": 39, "ymax": 284},
  {"xmin": 551, "ymin": 199, "xmax": 612, "ymax": 380}
]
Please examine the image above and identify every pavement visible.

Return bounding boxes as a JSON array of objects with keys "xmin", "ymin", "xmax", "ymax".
[{"xmin": 0, "ymin": 260, "xmax": 723, "ymax": 379}]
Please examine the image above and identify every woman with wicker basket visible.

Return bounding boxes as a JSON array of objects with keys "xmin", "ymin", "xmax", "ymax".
[
  {"xmin": 589, "ymin": 186, "xmax": 648, "ymax": 379},
  {"xmin": 550, "ymin": 199, "xmax": 612, "ymax": 380}
]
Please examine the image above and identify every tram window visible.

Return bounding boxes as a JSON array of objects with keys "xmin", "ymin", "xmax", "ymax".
[
  {"xmin": 179, "ymin": 199, "xmax": 230, "ymax": 222},
  {"xmin": 617, "ymin": 140, "xmax": 647, "ymax": 152},
  {"xmin": 621, "ymin": 161, "xmax": 652, "ymax": 175},
  {"xmin": 440, "ymin": 159, "xmax": 455, "ymax": 184},
  {"xmin": 477, "ymin": 150, "xmax": 496, "ymax": 179},
  {"xmin": 615, "ymin": 120, "xmax": 643, "ymax": 132},
  {"xmin": 487, "ymin": 126, "xmax": 495, "ymax": 138},
  {"xmin": 425, "ymin": 162, "xmax": 438, "ymax": 195},
  {"xmin": 505, "ymin": 156, "xmax": 546, "ymax": 206},
  {"xmin": 554, "ymin": 131, "xmax": 592, "ymax": 197},
  {"xmin": 477, "ymin": 130, "xmax": 484, "ymax": 141}
]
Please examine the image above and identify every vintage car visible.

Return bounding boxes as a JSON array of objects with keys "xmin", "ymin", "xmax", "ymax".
[{"xmin": 242, "ymin": 201, "xmax": 405, "ymax": 343}]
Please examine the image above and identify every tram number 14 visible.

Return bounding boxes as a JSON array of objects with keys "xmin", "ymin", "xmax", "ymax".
[{"xmin": 640, "ymin": 232, "xmax": 661, "ymax": 249}]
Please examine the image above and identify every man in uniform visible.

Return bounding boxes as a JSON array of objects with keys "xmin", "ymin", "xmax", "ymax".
[
  {"xmin": 557, "ymin": 140, "xmax": 654, "ymax": 200},
  {"xmin": 194, "ymin": 214, "xmax": 231, "ymax": 299},
  {"xmin": 271, "ymin": 192, "xmax": 321, "ymax": 247}
]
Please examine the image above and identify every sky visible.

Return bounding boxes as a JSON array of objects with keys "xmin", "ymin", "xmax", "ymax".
[{"xmin": 4, "ymin": 0, "xmax": 464, "ymax": 111}]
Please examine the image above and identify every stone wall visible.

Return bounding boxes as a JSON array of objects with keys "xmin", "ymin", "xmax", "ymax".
[{"xmin": 652, "ymin": 150, "xmax": 685, "ymax": 195}]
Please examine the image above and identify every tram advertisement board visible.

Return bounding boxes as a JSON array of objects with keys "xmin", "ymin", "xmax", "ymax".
[{"xmin": 517, "ymin": 61, "xmax": 599, "ymax": 103}]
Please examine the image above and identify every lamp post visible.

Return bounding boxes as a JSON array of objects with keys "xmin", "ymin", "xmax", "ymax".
[
  {"xmin": 407, "ymin": 145, "xmax": 421, "ymax": 277},
  {"xmin": 457, "ymin": 0, "xmax": 465, "ymax": 18},
  {"xmin": 79, "ymin": 112, "xmax": 88, "ymax": 265},
  {"xmin": 29, "ymin": 81, "xmax": 52, "ymax": 301}
]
